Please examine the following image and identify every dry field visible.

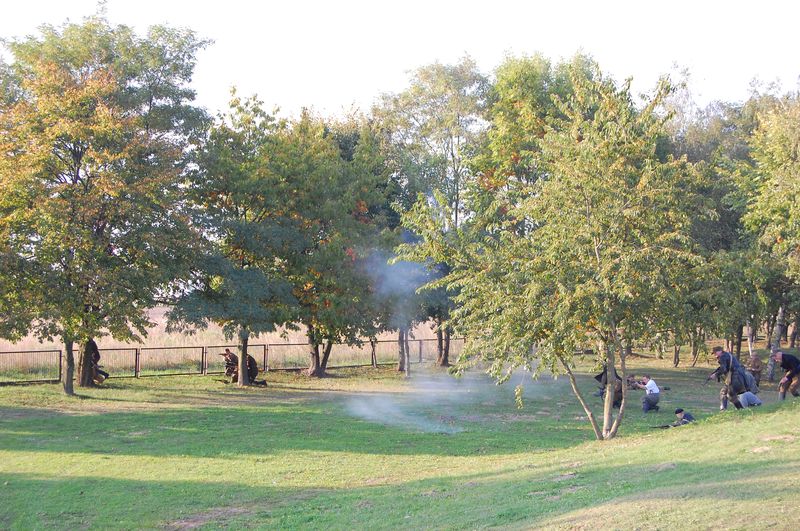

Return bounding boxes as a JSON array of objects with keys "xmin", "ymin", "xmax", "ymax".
[
  {"xmin": 0, "ymin": 307, "xmax": 452, "ymax": 381},
  {"xmin": 0, "ymin": 306, "xmax": 439, "ymax": 352}
]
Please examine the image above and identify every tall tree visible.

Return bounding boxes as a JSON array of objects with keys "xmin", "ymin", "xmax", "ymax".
[
  {"xmin": 399, "ymin": 68, "xmax": 702, "ymax": 440},
  {"xmin": 0, "ymin": 17, "xmax": 207, "ymax": 394},
  {"xmin": 746, "ymin": 92, "xmax": 800, "ymax": 378},
  {"xmin": 167, "ymin": 94, "xmax": 296, "ymax": 385},
  {"xmin": 270, "ymin": 113, "xmax": 387, "ymax": 377},
  {"xmin": 375, "ymin": 57, "xmax": 488, "ymax": 357}
]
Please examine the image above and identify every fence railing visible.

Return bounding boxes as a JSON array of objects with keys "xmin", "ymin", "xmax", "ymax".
[
  {"xmin": 0, "ymin": 349, "xmax": 62, "ymax": 384},
  {"xmin": 0, "ymin": 338, "xmax": 464, "ymax": 385}
]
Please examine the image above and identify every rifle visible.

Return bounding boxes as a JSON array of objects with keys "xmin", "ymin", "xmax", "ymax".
[{"xmin": 650, "ymin": 424, "xmax": 673, "ymax": 429}]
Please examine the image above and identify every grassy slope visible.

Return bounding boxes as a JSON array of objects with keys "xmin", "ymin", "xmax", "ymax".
[{"xmin": 0, "ymin": 359, "xmax": 798, "ymax": 530}]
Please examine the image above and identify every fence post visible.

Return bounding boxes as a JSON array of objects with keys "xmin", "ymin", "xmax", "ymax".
[
  {"xmin": 201, "ymin": 347, "xmax": 207, "ymax": 375},
  {"xmin": 263, "ymin": 345, "xmax": 268, "ymax": 372},
  {"xmin": 134, "ymin": 348, "xmax": 140, "ymax": 378},
  {"xmin": 418, "ymin": 340, "xmax": 423, "ymax": 363},
  {"xmin": 58, "ymin": 349, "xmax": 63, "ymax": 383}
]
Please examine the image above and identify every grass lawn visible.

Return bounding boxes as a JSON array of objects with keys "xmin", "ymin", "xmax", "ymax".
[{"xmin": 1, "ymin": 355, "xmax": 798, "ymax": 530}]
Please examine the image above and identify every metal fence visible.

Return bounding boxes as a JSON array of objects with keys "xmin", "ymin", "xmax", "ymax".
[
  {"xmin": 0, "ymin": 338, "xmax": 464, "ymax": 385},
  {"xmin": 0, "ymin": 349, "xmax": 62, "ymax": 384}
]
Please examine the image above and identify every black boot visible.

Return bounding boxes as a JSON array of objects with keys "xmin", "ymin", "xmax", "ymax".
[{"xmin": 732, "ymin": 398, "xmax": 744, "ymax": 410}]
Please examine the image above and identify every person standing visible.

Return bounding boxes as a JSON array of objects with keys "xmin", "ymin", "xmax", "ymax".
[
  {"xmin": 770, "ymin": 350, "xmax": 800, "ymax": 400},
  {"xmin": 708, "ymin": 346, "xmax": 746, "ymax": 410},
  {"xmin": 634, "ymin": 374, "xmax": 660, "ymax": 413}
]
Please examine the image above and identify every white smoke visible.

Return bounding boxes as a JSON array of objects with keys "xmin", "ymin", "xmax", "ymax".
[{"xmin": 344, "ymin": 368, "xmax": 555, "ymax": 433}]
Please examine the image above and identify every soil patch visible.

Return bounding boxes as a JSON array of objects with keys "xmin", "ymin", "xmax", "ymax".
[{"xmin": 163, "ymin": 507, "xmax": 250, "ymax": 529}]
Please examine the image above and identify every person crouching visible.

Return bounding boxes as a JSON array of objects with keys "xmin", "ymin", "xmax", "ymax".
[{"xmin": 633, "ymin": 374, "xmax": 660, "ymax": 413}]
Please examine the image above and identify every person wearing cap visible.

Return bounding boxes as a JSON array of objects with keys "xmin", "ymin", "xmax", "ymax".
[
  {"xmin": 746, "ymin": 353, "xmax": 764, "ymax": 387},
  {"xmin": 708, "ymin": 346, "xmax": 746, "ymax": 410},
  {"xmin": 220, "ymin": 348, "xmax": 239, "ymax": 378},
  {"xmin": 770, "ymin": 350, "xmax": 800, "ymax": 400},
  {"xmin": 671, "ymin": 408, "xmax": 695, "ymax": 426},
  {"xmin": 633, "ymin": 374, "xmax": 660, "ymax": 413}
]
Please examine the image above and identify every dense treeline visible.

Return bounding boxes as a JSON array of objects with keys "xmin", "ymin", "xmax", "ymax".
[{"xmin": 1, "ymin": 18, "xmax": 798, "ymax": 438}]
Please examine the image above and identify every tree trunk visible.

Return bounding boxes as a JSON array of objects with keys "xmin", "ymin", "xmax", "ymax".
[
  {"xmin": 673, "ymin": 344, "xmax": 681, "ymax": 368},
  {"xmin": 405, "ymin": 332, "xmax": 411, "ymax": 377},
  {"xmin": 440, "ymin": 328, "xmax": 451, "ymax": 367},
  {"xmin": 77, "ymin": 338, "xmax": 98, "ymax": 388},
  {"xmin": 690, "ymin": 329, "xmax": 702, "ymax": 367},
  {"xmin": 307, "ymin": 324, "xmax": 324, "ymax": 377},
  {"xmin": 397, "ymin": 328, "xmax": 406, "ymax": 372},
  {"xmin": 601, "ymin": 339, "xmax": 615, "ymax": 438},
  {"xmin": 405, "ymin": 332, "xmax": 412, "ymax": 369},
  {"xmin": 747, "ymin": 321, "xmax": 756, "ymax": 357},
  {"xmin": 435, "ymin": 322, "xmax": 444, "ymax": 365},
  {"xmin": 237, "ymin": 327, "xmax": 250, "ymax": 387},
  {"xmin": 734, "ymin": 324, "xmax": 743, "ymax": 360},
  {"xmin": 370, "ymin": 339, "xmax": 377, "ymax": 368},
  {"xmin": 790, "ymin": 317, "xmax": 799, "ymax": 349},
  {"xmin": 559, "ymin": 357, "xmax": 602, "ymax": 440},
  {"xmin": 62, "ymin": 336, "xmax": 75, "ymax": 396},
  {"xmin": 767, "ymin": 304, "xmax": 786, "ymax": 382},
  {"xmin": 609, "ymin": 331, "xmax": 630, "ymax": 439},
  {"xmin": 765, "ymin": 315, "xmax": 776, "ymax": 348},
  {"xmin": 320, "ymin": 340, "xmax": 333, "ymax": 373}
]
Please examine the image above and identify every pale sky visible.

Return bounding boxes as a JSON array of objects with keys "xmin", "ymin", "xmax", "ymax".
[{"xmin": 2, "ymin": 1, "xmax": 799, "ymax": 117}]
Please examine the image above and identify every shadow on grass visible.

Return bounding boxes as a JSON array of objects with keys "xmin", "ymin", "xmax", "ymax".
[
  {"xmin": 0, "ymin": 371, "xmax": 598, "ymax": 459},
  {"xmin": 0, "ymin": 397, "xmax": 593, "ymax": 459},
  {"xmin": 0, "ymin": 456, "xmax": 793, "ymax": 530}
]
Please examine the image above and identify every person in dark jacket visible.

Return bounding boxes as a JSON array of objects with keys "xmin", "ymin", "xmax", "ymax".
[
  {"xmin": 770, "ymin": 350, "xmax": 800, "ymax": 400},
  {"xmin": 220, "ymin": 348, "xmax": 238, "ymax": 378},
  {"xmin": 671, "ymin": 408, "xmax": 695, "ymax": 426},
  {"xmin": 708, "ymin": 346, "xmax": 746, "ymax": 410},
  {"xmin": 90, "ymin": 342, "xmax": 109, "ymax": 383},
  {"xmin": 219, "ymin": 348, "xmax": 259, "ymax": 384}
]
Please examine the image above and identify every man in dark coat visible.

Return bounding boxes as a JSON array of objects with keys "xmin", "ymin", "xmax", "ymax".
[
  {"xmin": 708, "ymin": 346, "xmax": 746, "ymax": 410},
  {"xmin": 219, "ymin": 348, "xmax": 259, "ymax": 384},
  {"xmin": 770, "ymin": 350, "xmax": 800, "ymax": 400},
  {"xmin": 220, "ymin": 348, "xmax": 238, "ymax": 378}
]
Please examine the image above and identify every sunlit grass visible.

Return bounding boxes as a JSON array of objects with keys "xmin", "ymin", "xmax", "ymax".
[{"xmin": 1, "ymin": 360, "xmax": 798, "ymax": 530}]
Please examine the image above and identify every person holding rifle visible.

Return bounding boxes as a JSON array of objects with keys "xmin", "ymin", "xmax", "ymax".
[
  {"xmin": 707, "ymin": 346, "xmax": 747, "ymax": 410},
  {"xmin": 632, "ymin": 374, "xmax": 660, "ymax": 413}
]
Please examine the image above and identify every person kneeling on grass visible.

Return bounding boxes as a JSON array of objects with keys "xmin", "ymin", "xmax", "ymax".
[
  {"xmin": 633, "ymin": 374, "xmax": 660, "ymax": 413},
  {"xmin": 738, "ymin": 391, "xmax": 762, "ymax": 407}
]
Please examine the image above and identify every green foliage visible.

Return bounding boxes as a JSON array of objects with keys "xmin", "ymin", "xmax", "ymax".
[
  {"xmin": 0, "ymin": 17, "xmax": 208, "ymax": 349},
  {"xmin": 746, "ymin": 94, "xmax": 800, "ymax": 280},
  {"xmin": 168, "ymin": 93, "xmax": 295, "ymax": 343},
  {"xmin": 399, "ymin": 66, "xmax": 705, "ymax": 438},
  {"xmin": 375, "ymin": 56, "xmax": 489, "ymax": 229}
]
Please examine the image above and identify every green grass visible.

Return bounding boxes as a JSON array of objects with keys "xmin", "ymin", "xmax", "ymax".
[{"xmin": 1, "ymin": 358, "xmax": 798, "ymax": 530}]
